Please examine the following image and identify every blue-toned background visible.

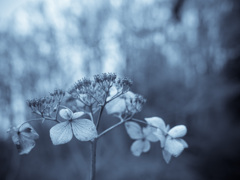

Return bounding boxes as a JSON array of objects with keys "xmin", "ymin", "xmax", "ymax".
[{"xmin": 1, "ymin": 0, "xmax": 240, "ymax": 179}]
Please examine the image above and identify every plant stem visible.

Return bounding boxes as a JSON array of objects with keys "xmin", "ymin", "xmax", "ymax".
[
  {"xmin": 97, "ymin": 120, "xmax": 125, "ymax": 139},
  {"xmin": 131, "ymin": 118, "xmax": 159, "ymax": 129},
  {"xmin": 90, "ymin": 140, "xmax": 97, "ymax": 180},
  {"xmin": 18, "ymin": 117, "xmax": 58, "ymax": 130},
  {"xmin": 96, "ymin": 104, "xmax": 105, "ymax": 129}
]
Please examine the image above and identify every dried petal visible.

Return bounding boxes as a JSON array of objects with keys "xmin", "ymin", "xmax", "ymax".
[
  {"xmin": 50, "ymin": 121, "xmax": 73, "ymax": 145},
  {"xmin": 168, "ymin": 125, "xmax": 187, "ymax": 138},
  {"xmin": 72, "ymin": 119, "xmax": 97, "ymax": 141},
  {"xmin": 125, "ymin": 122, "xmax": 143, "ymax": 140}
]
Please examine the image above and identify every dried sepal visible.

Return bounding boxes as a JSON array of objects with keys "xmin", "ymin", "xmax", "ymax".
[{"xmin": 8, "ymin": 124, "xmax": 39, "ymax": 155}]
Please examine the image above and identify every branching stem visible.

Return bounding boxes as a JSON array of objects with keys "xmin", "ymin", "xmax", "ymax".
[{"xmin": 18, "ymin": 117, "xmax": 58, "ymax": 130}]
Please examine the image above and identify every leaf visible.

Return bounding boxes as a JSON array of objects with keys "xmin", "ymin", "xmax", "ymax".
[
  {"xmin": 144, "ymin": 117, "xmax": 167, "ymax": 133},
  {"xmin": 168, "ymin": 125, "xmax": 187, "ymax": 138},
  {"xmin": 131, "ymin": 140, "xmax": 150, "ymax": 156},
  {"xmin": 50, "ymin": 121, "xmax": 73, "ymax": 145},
  {"xmin": 143, "ymin": 126, "xmax": 159, "ymax": 142},
  {"xmin": 164, "ymin": 136, "xmax": 185, "ymax": 157},
  {"xmin": 162, "ymin": 149, "xmax": 172, "ymax": 164},
  {"xmin": 59, "ymin": 109, "xmax": 73, "ymax": 120},
  {"xmin": 125, "ymin": 122, "xmax": 143, "ymax": 139},
  {"xmin": 72, "ymin": 119, "xmax": 98, "ymax": 141},
  {"xmin": 72, "ymin": 112, "xmax": 85, "ymax": 119},
  {"xmin": 105, "ymin": 97, "xmax": 126, "ymax": 115}
]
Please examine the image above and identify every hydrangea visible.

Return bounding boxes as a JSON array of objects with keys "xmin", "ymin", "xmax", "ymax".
[
  {"xmin": 125, "ymin": 121, "xmax": 158, "ymax": 156},
  {"xmin": 50, "ymin": 108, "xmax": 97, "ymax": 145},
  {"xmin": 145, "ymin": 117, "xmax": 188, "ymax": 163}
]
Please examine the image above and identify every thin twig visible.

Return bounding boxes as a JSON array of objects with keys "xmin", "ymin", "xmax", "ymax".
[
  {"xmin": 18, "ymin": 117, "xmax": 59, "ymax": 130},
  {"xmin": 106, "ymin": 92, "xmax": 124, "ymax": 103},
  {"xmin": 131, "ymin": 118, "xmax": 163, "ymax": 130},
  {"xmin": 97, "ymin": 120, "xmax": 125, "ymax": 139}
]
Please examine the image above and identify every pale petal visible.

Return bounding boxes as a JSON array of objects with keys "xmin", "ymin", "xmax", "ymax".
[
  {"xmin": 125, "ymin": 122, "xmax": 143, "ymax": 139},
  {"xmin": 143, "ymin": 126, "xmax": 159, "ymax": 142},
  {"xmin": 72, "ymin": 119, "xmax": 97, "ymax": 141},
  {"xmin": 8, "ymin": 127, "xmax": 20, "ymax": 144},
  {"xmin": 105, "ymin": 97, "xmax": 126, "ymax": 114},
  {"xmin": 50, "ymin": 121, "xmax": 73, "ymax": 145},
  {"xmin": 124, "ymin": 91, "xmax": 136, "ymax": 106},
  {"xmin": 72, "ymin": 112, "xmax": 85, "ymax": 119},
  {"xmin": 8, "ymin": 127, "xmax": 37, "ymax": 155},
  {"xmin": 144, "ymin": 117, "xmax": 166, "ymax": 131},
  {"xmin": 168, "ymin": 125, "xmax": 187, "ymax": 138},
  {"xmin": 142, "ymin": 140, "xmax": 151, "ymax": 153},
  {"xmin": 153, "ymin": 129, "xmax": 166, "ymax": 147},
  {"xmin": 164, "ymin": 136, "xmax": 185, "ymax": 157},
  {"xmin": 106, "ymin": 85, "xmax": 118, "ymax": 101},
  {"xmin": 178, "ymin": 139, "xmax": 188, "ymax": 148},
  {"xmin": 166, "ymin": 125, "xmax": 170, "ymax": 132},
  {"xmin": 18, "ymin": 135, "xmax": 36, "ymax": 155},
  {"xmin": 162, "ymin": 149, "xmax": 172, "ymax": 164},
  {"xmin": 59, "ymin": 109, "xmax": 73, "ymax": 120},
  {"xmin": 130, "ymin": 140, "xmax": 148, "ymax": 156}
]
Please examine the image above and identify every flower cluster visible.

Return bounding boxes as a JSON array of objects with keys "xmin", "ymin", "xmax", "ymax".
[
  {"xmin": 125, "ymin": 122, "xmax": 158, "ymax": 156},
  {"xmin": 125, "ymin": 93, "xmax": 146, "ymax": 115},
  {"xmin": 126, "ymin": 117, "xmax": 188, "ymax": 163},
  {"xmin": 50, "ymin": 89, "xmax": 65, "ymax": 102},
  {"xmin": 114, "ymin": 77, "xmax": 133, "ymax": 94},
  {"xmin": 27, "ymin": 97, "xmax": 55, "ymax": 117},
  {"xmin": 149, "ymin": 117, "xmax": 188, "ymax": 163},
  {"xmin": 27, "ymin": 89, "xmax": 65, "ymax": 117},
  {"xmin": 68, "ymin": 73, "xmax": 133, "ymax": 113},
  {"xmin": 94, "ymin": 73, "xmax": 117, "ymax": 92},
  {"xmin": 105, "ymin": 91, "xmax": 146, "ymax": 119}
]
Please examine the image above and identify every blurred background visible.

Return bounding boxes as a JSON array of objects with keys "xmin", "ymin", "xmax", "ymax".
[{"xmin": 0, "ymin": 0, "xmax": 240, "ymax": 179}]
